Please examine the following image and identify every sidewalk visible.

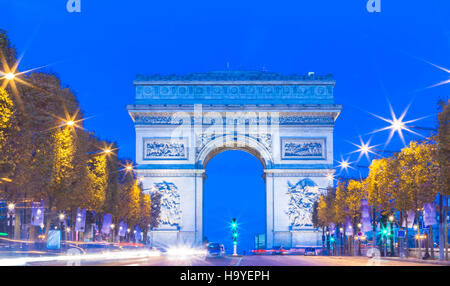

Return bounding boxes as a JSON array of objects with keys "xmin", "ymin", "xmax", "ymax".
[{"xmin": 381, "ymin": 256, "xmax": 450, "ymax": 266}]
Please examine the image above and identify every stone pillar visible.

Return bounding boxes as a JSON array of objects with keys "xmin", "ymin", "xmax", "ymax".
[
  {"xmin": 265, "ymin": 172, "xmax": 274, "ymax": 249},
  {"xmin": 195, "ymin": 172, "xmax": 204, "ymax": 245}
]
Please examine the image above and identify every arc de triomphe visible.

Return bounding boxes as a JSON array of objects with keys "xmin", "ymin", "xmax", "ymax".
[{"xmin": 127, "ymin": 71, "xmax": 342, "ymax": 248}]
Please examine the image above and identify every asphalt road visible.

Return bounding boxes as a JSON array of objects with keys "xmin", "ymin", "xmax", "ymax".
[{"xmin": 26, "ymin": 255, "xmax": 438, "ymax": 266}]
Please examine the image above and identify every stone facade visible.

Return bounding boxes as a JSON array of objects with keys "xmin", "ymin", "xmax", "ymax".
[{"xmin": 127, "ymin": 70, "xmax": 342, "ymax": 248}]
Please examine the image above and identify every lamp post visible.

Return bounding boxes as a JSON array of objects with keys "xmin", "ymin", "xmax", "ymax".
[
  {"xmin": 59, "ymin": 213, "xmax": 65, "ymax": 242},
  {"xmin": 413, "ymin": 224, "xmax": 419, "ymax": 258},
  {"xmin": 7, "ymin": 203, "xmax": 15, "ymax": 243},
  {"xmin": 110, "ymin": 224, "xmax": 115, "ymax": 243},
  {"xmin": 357, "ymin": 223, "xmax": 362, "ymax": 256}
]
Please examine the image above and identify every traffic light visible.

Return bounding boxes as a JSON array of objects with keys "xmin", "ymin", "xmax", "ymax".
[
  {"xmin": 231, "ymin": 218, "xmax": 238, "ymax": 255},
  {"xmin": 380, "ymin": 224, "xmax": 390, "ymax": 238},
  {"xmin": 231, "ymin": 218, "xmax": 238, "ymax": 241}
]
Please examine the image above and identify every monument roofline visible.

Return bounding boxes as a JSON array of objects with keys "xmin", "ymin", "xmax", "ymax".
[{"xmin": 134, "ymin": 70, "xmax": 335, "ymax": 85}]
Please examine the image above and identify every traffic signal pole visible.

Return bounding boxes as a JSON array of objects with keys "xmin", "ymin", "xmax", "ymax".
[{"xmin": 231, "ymin": 218, "xmax": 238, "ymax": 256}]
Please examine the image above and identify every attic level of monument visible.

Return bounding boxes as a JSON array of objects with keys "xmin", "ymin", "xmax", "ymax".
[{"xmin": 133, "ymin": 71, "xmax": 337, "ymax": 105}]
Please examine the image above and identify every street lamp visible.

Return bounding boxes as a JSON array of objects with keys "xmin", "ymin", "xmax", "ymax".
[
  {"xmin": 4, "ymin": 72, "xmax": 15, "ymax": 80},
  {"xmin": 59, "ymin": 213, "xmax": 65, "ymax": 221},
  {"xmin": 7, "ymin": 203, "xmax": 15, "ymax": 212}
]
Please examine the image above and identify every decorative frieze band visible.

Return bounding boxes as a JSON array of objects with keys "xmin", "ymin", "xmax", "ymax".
[
  {"xmin": 136, "ymin": 85, "xmax": 333, "ymax": 101},
  {"xmin": 133, "ymin": 112, "xmax": 334, "ymax": 126}
]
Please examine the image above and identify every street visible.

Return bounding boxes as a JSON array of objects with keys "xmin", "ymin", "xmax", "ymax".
[{"xmin": 25, "ymin": 254, "xmax": 439, "ymax": 266}]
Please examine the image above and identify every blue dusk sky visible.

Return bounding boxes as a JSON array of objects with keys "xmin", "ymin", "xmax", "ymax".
[{"xmin": 2, "ymin": 1, "xmax": 450, "ymax": 252}]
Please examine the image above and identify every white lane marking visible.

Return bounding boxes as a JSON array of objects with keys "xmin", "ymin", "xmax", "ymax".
[{"xmin": 234, "ymin": 257, "xmax": 243, "ymax": 266}]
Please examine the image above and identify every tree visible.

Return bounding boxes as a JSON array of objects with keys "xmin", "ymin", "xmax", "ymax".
[
  {"xmin": 335, "ymin": 180, "xmax": 349, "ymax": 225},
  {"xmin": 127, "ymin": 179, "xmax": 141, "ymax": 227},
  {"xmin": 437, "ymin": 100, "xmax": 450, "ymax": 260},
  {"xmin": 346, "ymin": 179, "xmax": 365, "ymax": 225},
  {"xmin": 139, "ymin": 190, "xmax": 151, "ymax": 243},
  {"xmin": 0, "ymin": 88, "xmax": 14, "ymax": 153},
  {"xmin": 318, "ymin": 187, "xmax": 336, "ymax": 254}
]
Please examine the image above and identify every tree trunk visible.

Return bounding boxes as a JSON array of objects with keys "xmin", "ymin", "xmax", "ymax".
[
  {"xmin": 44, "ymin": 198, "xmax": 55, "ymax": 238},
  {"xmin": 14, "ymin": 209, "xmax": 21, "ymax": 240},
  {"xmin": 445, "ymin": 195, "xmax": 448, "ymax": 261},
  {"xmin": 372, "ymin": 207, "xmax": 377, "ymax": 255},
  {"xmin": 439, "ymin": 194, "xmax": 444, "ymax": 261},
  {"xmin": 430, "ymin": 226, "xmax": 434, "ymax": 259},
  {"xmin": 390, "ymin": 220, "xmax": 394, "ymax": 256},
  {"xmin": 405, "ymin": 214, "xmax": 409, "ymax": 258}
]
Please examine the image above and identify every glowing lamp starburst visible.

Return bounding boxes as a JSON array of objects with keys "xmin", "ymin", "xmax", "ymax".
[
  {"xmin": 7, "ymin": 203, "xmax": 15, "ymax": 211},
  {"xmin": 391, "ymin": 119, "xmax": 404, "ymax": 132},
  {"xmin": 4, "ymin": 72, "xmax": 15, "ymax": 80},
  {"xmin": 349, "ymin": 137, "xmax": 378, "ymax": 162},
  {"xmin": 339, "ymin": 160, "xmax": 350, "ymax": 170},
  {"xmin": 369, "ymin": 102, "xmax": 426, "ymax": 147}
]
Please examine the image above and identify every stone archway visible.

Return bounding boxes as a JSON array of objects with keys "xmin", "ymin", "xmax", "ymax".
[
  {"xmin": 127, "ymin": 70, "xmax": 342, "ymax": 248},
  {"xmin": 197, "ymin": 135, "xmax": 272, "ymax": 248}
]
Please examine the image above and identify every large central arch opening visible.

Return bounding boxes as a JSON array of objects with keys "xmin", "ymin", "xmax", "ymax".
[{"xmin": 203, "ymin": 150, "xmax": 266, "ymax": 254}]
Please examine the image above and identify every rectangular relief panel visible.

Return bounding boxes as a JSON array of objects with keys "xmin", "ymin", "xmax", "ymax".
[
  {"xmin": 143, "ymin": 137, "xmax": 189, "ymax": 160},
  {"xmin": 280, "ymin": 137, "xmax": 326, "ymax": 160}
]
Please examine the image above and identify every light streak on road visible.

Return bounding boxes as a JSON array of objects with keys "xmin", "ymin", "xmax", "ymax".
[{"xmin": 0, "ymin": 249, "xmax": 161, "ymax": 266}]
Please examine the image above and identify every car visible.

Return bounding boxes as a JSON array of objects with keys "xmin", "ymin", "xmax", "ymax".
[
  {"xmin": 206, "ymin": 243, "xmax": 225, "ymax": 257},
  {"xmin": 304, "ymin": 247, "xmax": 317, "ymax": 256},
  {"xmin": 252, "ymin": 249, "xmax": 269, "ymax": 255}
]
